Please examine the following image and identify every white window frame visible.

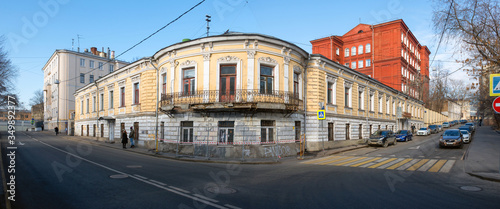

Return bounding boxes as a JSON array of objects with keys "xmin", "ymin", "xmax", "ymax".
[
  {"xmin": 98, "ymin": 62, "xmax": 103, "ymax": 70},
  {"xmin": 100, "ymin": 93, "xmax": 104, "ymax": 111},
  {"xmin": 257, "ymin": 57, "xmax": 278, "ymax": 94},
  {"xmin": 378, "ymin": 96, "xmax": 383, "ymax": 113},
  {"xmin": 109, "ymin": 90, "xmax": 114, "ymax": 109},
  {"xmin": 358, "ymin": 45, "xmax": 363, "ymax": 54},
  {"xmin": 93, "ymin": 96, "xmax": 96, "ymax": 112},
  {"xmin": 132, "ymin": 82, "xmax": 140, "ymax": 105},
  {"xmin": 326, "ymin": 76, "xmax": 337, "ymax": 105},
  {"xmin": 358, "ymin": 88, "xmax": 364, "ymax": 110},
  {"xmin": 89, "ymin": 60, "xmax": 95, "ymax": 69},
  {"xmin": 351, "ymin": 46, "xmax": 356, "ymax": 56},
  {"xmin": 366, "ymin": 59, "xmax": 371, "ymax": 67},
  {"xmin": 345, "ymin": 48, "xmax": 349, "ymax": 57},
  {"xmin": 80, "ymin": 58, "xmax": 85, "ymax": 67},
  {"xmin": 344, "ymin": 82, "xmax": 352, "ymax": 108},
  {"xmin": 358, "ymin": 60, "xmax": 363, "ymax": 68},
  {"xmin": 366, "ymin": 44, "xmax": 371, "ymax": 53},
  {"xmin": 80, "ymin": 100, "xmax": 84, "ymax": 115},
  {"xmin": 351, "ymin": 61, "xmax": 356, "ymax": 69},
  {"xmin": 369, "ymin": 91, "xmax": 375, "ymax": 112}
]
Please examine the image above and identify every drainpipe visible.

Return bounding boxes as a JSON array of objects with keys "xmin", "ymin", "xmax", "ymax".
[
  {"xmin": 95, "ymin": 81, "xmax": 99, "ymax": 141},
  {"xmin": 303, "ymin": 55, "xmax": 309, "ymax": 152},
  {"xmin": 329, "ymin": 36, "xmax": 333, "ymax": 60},
  {"xmin": 371, "ymin": 25, "xmax": 375, "ymax": 78},
  {"xmin": 149, "ymin": 58, "xmax": 160, "ymax": 153}
]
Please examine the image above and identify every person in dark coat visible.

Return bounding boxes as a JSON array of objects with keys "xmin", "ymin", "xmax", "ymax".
[
  {"xmin": 55, "ymin": 127, "xmax": 59, "ymax": 135},
  {"xmin": 121, "ymin": 129, "xmax": 128, "ymax": 149}
]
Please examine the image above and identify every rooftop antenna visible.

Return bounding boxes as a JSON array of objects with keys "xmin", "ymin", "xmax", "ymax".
[
  {"xmin": 77, "ymin": 34, "xmax": 82, "ymax": 52},
  {"xmin": 206, "ymin": 15, "xmax": 211, "ymax": 37},
  {"xmin": 72, "ymin": 38, "xmax": 74, "ymax": 51}
]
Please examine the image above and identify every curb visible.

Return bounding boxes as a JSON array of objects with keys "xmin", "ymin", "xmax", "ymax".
[{"xmin": 467, "ymin": 172, "xmax": 500, "ymax": 183}]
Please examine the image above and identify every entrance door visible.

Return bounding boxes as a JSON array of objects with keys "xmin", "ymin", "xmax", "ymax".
[
  {"xmin": 220, "ymin": 65, "xmax": 236, "ymax": 102},
  {"xmin": 93, "ymin": 124, "xmax": 96, "ymax": 137},
  {"xmin": 109, "ymin": 121, "xmax": 115, "ymax": 141},
  {"xmin": 87, "ymin": 125, "xmax": 89, "ymax": 136},
  {"xmin": 101, "ymin": 124, "xmax": 104, "ymax": 137},
  {"xmin": 134, "ymin": 122, "xmax": 139, "ymax": 141}
]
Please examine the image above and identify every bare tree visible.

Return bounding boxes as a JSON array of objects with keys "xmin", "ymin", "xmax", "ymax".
[
  {"xmin": 433, "ymin": 0, "xmax": 500, "ymax": 127},
  {"xmin": 29, "ymin": 89, "xmax": 44, "ymax": 106},
  {"xmin": 427, "ymin": 63, "xmax": 447, "ymax": 112},
  {"xmin": 0, "ymin": 36, "xmax": 19, "ymax": 107}
]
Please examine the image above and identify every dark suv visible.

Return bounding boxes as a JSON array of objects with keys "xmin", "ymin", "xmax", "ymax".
[
  {"xmin": 428, "ymin": 125, "xmax": 438, "ymax": 134},
  {"xmin": 368, "ymin": 130, "xmax": 397, "ymax": 148}
]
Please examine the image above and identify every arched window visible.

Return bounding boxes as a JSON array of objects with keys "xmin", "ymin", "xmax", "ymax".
[
  {"xmin": 345, "ymin": 48, "xmax": 349, "ymax": 57},
  {"xmin": 366, "ymin": 44, "xmax": 371, "ymax": 53},
  {"xmin": 358, "ymin": 45, "xmax": 363, "ymax": 54},
  {"xmin": 351, "ymin": 46, "xmax": 356, "ymax": 56}
]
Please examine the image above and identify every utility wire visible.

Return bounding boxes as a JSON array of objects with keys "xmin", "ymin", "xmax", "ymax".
[{"xmin": 429, "ymin": 0, "xmax": 454, "ymax": 68}]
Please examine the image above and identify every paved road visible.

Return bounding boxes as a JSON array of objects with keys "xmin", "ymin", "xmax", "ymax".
[{"xmin": 2, "ymin": 129, "xmax": 500, "ymax": 209}]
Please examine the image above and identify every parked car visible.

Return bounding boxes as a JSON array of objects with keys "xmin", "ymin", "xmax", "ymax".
[
  {"xmin": 417, "ymin": 127, "xmax": 431, "ymax": 136},
  {"xmin": 458, "ymin": 125, "xmax": 473, "ymax": 134},
  {"xmin": 460, "ymin": 119, "xmax": 467, "ymax": 124},
  {"xmin": 439, "ymin": 129, "xmax": 464, "ymax": 148},
  {"xmin": 395, "ymin": 130, "xmax": 413, "ymax": 142},
  {"xmin": 428, "ymin": 125, "xmax": 438, "ymax": 134},
  {"xmin": 442, "ymin": 122, "xmax": 450, "ymax": 128},
  {"xmin": 460, "ymin": 130, "xmax": 471, "ymax": 143},
  {"xmin": 437, "ymin": 125, "xmax": 443, "ymax": 132},
  {"xmin": 368, "ymin": 130, "xmax": 397, "ymax": 148},
  {"xmin": 465, "ymin": 122, "xmax": 475, "ymax": 132}
]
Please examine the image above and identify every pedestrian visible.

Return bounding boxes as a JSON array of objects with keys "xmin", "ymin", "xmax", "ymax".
[
  {"xmin": 129, "ymin": 126, "xmax": 135, "ymax": 148},
  {"xmin": 55, "ymin": 126, "xmax": 59, "ymax": 135},
  {"xmin": 479, "ymin": 118, "xmax": 483, "ymax": 126},
  {"xmin": 121, "ymin": 129, "xmax": 128, "ymax": 149},
  {"xmin": 411, "ymin": 124, "xmax": 415, "ymax": 134}
]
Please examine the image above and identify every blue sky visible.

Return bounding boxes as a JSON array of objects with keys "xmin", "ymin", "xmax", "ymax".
[{"xmin": 0, "ymin": 0, "xmax": 467, "ymax": 108}]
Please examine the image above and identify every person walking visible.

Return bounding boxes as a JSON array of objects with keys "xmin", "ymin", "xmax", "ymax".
[
  {"xmin": 55, "ymin": 126, "xmax": 59, "ymax": 135},
  {"xmin": 129, "ymin": 127, "xmax": 136, "ymax": 148},
  {"xmin": 121, "ymin": 129, "xmax": 128, "ymax": 149}
]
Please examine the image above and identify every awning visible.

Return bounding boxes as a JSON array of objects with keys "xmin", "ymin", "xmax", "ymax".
[{"xmin": 98, "ymin": 116, "xmax": 115, "ymax": 121}]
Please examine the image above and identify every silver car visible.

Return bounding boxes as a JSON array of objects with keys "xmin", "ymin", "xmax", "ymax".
[{"xmin": 460, "ymin": 130, "xmax": 471, "ymax": 143}]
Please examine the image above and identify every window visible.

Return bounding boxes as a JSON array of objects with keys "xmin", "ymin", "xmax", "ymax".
[
  {"xmin": 344, "ymin": 86, "xmax": 351, "ymax": 107},
  {"xmin": 366, "ymin": 44, "xmax": 371, "ymax": 53},
  {"xmin": 120, "ymin": 87, "xmax": 125, "ymax": 107},
  {"xmin": 359, "ymin": 124, "xmax": 363, "ymax": 139},
  {"xmin": 346, "ymin": 123, "xmax": 351, "ymax": 140},
  {"xmin": 80, "ymin": 58, "xmax": 85, "ymax": 67},
  {"xmin": 336, "ymin": 48, "xmax": 339, "ymax": 56},
  {"xmin": 80, "ymin": 100, "xmax": 84, "ymax": 115},
  {"xmin": 345, "ymin": 48, "xmax": 349, "ymax": 57},
  {"xmin": 218, "ymin": 121, "xmax": 234, "ymax": 144},
  {"xmin": 293, "ymin": 72, "xmax": 299, "ymax": 97},
  {"xmin": 386, "ymin": 98, "xmax": 390, "ymax": 114},
  {"xmin": 182, "ymin": 68, "xmax": 195, "ymax": 96},
  {"xmin": 109, "ymin": 91, "xmax": 114, "ymax": 109},
  {"xmin": 369, "ymin": 93, "xmax": 374, "ymax": 112},
  {"xmin": 351, "ymin": 46, "xmax": 356, "ymax": 56},
  {"xmin": 358, "ymin": 90, "xmax": 364, "ymax": 110},
  {"xmin": 345, "ymin": 63, "xmax": 349, "ymax": 67},
  {"xmin": 181, "ymin": 121, "xmax": 194, "ymax": 143},
  {"xmin": 98, "ymin": 62, "xmax": 103, "ymax": 70},
  {"xmin": 358, "ymin": 60, "xmax": 363, "ymax": 68},
  {"xmin": 351, "ymin": 62, "xmax": 356, "ymax": 69},
  {"xmin": 89, "ymin": 75, "xmax": 94, "ymax": 83},
  {"xmin": 86, "ymin": 98, "xmax": 89, "ymax": 113},
  {"xmin": 93, "ymin": 96, "xmax": 96, "ymax": 112},
  {"xmin": 379, "ymin": 96, "xmax": 383, "ymax": 113},
  {"xmin": 328, "ymin": 123, "xmax": 334, "ymax": 141},
  {"xmin": 80, "ymin": 73, "xmax": 85, "ymax": 83},
  {"xmin": 261, "ymin": 120, "xmax": 275, "ymax": 143},
  {"xmin": 89, "ymin": 60, "xmax": 95, "ymax": 68},
  {"xmin": 295, "ymin": 121, "xmax": 301, "ymax": 142},
  {"xmin": 393, "ymin": 101, "xmax": 395, "ymax": 115},
  {"xmin": 327, "ymin": 82, "xmax": 335, "ymax": 104},
  {"xmin": 162, "ymin": 74, "xmax": 167, "ymax": 94},
  {"xmin": 220, "ymin": 64, "xmax": 236, "ymax": 101},
  {"xmin": 109, "ymin": 65, "xmax": 114, "ymax": 73},
  {"xmin": 358, "ymin": 45, "xmax": 363, "ymax": 54},
  {"xmin": 100, "ymin": 93, "xmax": 104, "ymax": 111},
  {"xmin": 260, "ymin": 65, "xmax": 274, "ymax": 94},
  {"xmin": 366, "ymin": 59, "xmax": 371, "ymax": 67},
  {"xmin": 133, "ymin": 83, "xmax": 140, "ymax": 104}
]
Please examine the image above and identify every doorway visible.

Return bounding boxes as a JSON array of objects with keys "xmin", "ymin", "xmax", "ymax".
[{"xmin": 219, "ymin": 65, "xmax": 236, "ymax": 102}]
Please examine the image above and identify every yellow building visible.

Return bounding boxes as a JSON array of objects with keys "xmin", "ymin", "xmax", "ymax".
[{"xmin": 74, "ymin": 33, "xmax": 425, "ymax": 157}]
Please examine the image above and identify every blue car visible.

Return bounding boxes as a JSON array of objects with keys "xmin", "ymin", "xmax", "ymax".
[{"xmin": 395, "ymin": 130, "xmax": 413, "ymax": 142}]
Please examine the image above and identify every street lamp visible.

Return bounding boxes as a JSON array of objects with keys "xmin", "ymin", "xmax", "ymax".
[{"xmin": 54, "ymin": 79, "xmax": 60, "ymax": 132}]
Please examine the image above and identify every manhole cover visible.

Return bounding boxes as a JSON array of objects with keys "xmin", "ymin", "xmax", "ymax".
[
  {"xmin": 110, "ymin": 174, "xmax": 129, "ymax": 179},
  {"xmin": 126, "ymin": 165, "xmax": 142, "ymax": 168},
  {"xmin": 460, "ymin": 186, "xmax": 482, "ymax": 191},
  {"xmin": 206, "ymin": 186, "xmax": 237, "ymax": 194}
]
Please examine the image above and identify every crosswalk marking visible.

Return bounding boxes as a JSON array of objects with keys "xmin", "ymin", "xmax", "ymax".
[
  {"xmin": 428, "ymin": 160, "xmax": 448, "ymax": 172},
  {"xmin": 387, "ymin": 158, "xmax": 413, "ymax": 170},
  {"xmin": 302, "ymin": 156, "xmax": 456, "ymax": 173}
]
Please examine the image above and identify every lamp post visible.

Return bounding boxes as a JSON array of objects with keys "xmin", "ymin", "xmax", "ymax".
[{"xmin": 54, "ymin": 79, "xmax": 60, "ymax": 132}]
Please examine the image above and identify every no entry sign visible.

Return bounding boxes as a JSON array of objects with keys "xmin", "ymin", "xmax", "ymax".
[{"xmin": 493, "ymin": 96, "xmax": 500, "ymax": 113}]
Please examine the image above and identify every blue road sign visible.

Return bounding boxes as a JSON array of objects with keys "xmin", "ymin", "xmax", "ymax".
[
  {"xmin": 491, "ymin": 74, "xmax": 500, "ymax": 96},
  {"xmin": 317, "ymin": 110, "xmax": 326, "ymax": 120}
]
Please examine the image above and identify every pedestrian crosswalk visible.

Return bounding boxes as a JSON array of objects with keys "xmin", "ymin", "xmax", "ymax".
[{"xmin": 302, "ymin": 155, "xmax": 456, "ymax": 173}]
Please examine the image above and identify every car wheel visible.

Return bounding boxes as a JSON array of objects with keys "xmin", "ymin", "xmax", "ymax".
[{"xmin": 383, "ymin": 140, "xmax": 389, "ymax": 148}]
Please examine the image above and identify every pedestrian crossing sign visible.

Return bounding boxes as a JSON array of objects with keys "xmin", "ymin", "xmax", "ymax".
[
  {"xmin": 317, "ymin": 110, "xmax": 326, "ymax": 120},
  {"xmin": 491, "ymin": 74, "xmax": 500, "ymax": 96}
]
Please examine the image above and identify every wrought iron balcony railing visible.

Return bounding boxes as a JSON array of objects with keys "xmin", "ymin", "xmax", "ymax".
[{"xmin": 161, "ymin": 89, "xmax": 302, "ymax": 107}]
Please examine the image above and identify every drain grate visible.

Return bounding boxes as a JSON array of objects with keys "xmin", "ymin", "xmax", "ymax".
[
  {"xmin": 206, "ymin": 186, "xmax": 237, "ymax": 194},
  {"xmin": 110, "ymin": 174, "xmax": 129, "ymax": 179},
  {"xmin": 460, "ymin": 186, "xmax": 482, "ymax": 192}
]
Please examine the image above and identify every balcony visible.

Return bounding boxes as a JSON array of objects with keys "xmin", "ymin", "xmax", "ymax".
[{"xmin": 161, "ymin": 89, "xmax": 302, "ymax": 114}]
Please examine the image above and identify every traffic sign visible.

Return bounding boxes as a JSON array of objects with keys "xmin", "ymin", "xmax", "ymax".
[
  {"xmin": 31, "ymin": 118, "xmax": 34, "ymax": 125},
  {"xmin": 493, "ymin": 97, "xmax": 500, "ymax": 113},
  {"xmin": 317, "ymin": 110, "xmax": 326, "ymax": 120},
  {"xmin": 490, "ymin": 74, "xmax": 500, "ymax": 96}
]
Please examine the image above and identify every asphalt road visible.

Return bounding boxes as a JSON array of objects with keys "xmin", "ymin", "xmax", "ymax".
[{"xmin": 2, "ymin": 128, "xmax": 500, "ymax": 209}]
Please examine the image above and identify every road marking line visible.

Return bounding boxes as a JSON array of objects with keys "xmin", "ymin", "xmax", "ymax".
[
  {"xmin": 31, "ymin": 137, "xmax": 227, "ymax": 209},
  {"xmin": 439, "ymin": 160, "xmax": 456, "ymax": 173},
  {"xmin": 386, "ymin": 158, "xmax": 413, "ymax": 170},
  {"xmin": 342, "ymin": 157, "xmax": 374, "ymax": 166},
  {"xmin": 194, "ymin": 194, "xmax": 219, "ymax": 203},
  {"xmin": 368, "ymin": 158, "xmax": 397, "ymax": 168},
  {"xmin": 428, "ymin": 160, "xmax": 448, "ymax": 172},
  {"xmin": 323, "ymin": 157, "xmax": 359, "ymax": 165},
  {"xmin": 350, "ymin": 157, "xmax": 381, "ymax": 167},
  {"xmin": 224, "ymin": 204, "xmax": 243, "ymax": 209},
  {"xmin": 317, "ymin": 156, "xmax": 354, "ymax": 165},
  {"xmin": 418, "ymin": 159, "xmax": 438, "ymax": 171},
  {"xmin": 377, "ymin": 158, "xmax": 404, "ymax": 169},
  {"xmin": 302, "ymin": 155, "xmax": 343, "ymax": 164},
  {"xmin": 397, "ymin": 159, "xmax": 424, "ymax": 170},
  {"xmin": 134, "ymin": 174, "xmax": 148, "ymax": 179},
  {"xmin": 333, "ymin": 157, "xmax": 368, "ymax": 166},
  {"xmin": 168, "ymin": 186, "xmax": 190, "ymax": 194},
  {"xmin": 407, "ymin": 159, "xmax": 430, "ymax": 171},
  {"xmin": 149, "ymin": 180, "xmax": 167, "ymax": 186}
]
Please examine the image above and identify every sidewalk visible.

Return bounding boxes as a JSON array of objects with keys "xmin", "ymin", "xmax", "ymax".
[{"xmin": 464, "ymin": 126, "xmax": 500, "ymax": 182}]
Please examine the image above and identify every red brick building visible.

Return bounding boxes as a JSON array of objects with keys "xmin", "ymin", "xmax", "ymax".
[{"xmin": 311, "ymin": 19, "xmax": 430, "ymax": 103}]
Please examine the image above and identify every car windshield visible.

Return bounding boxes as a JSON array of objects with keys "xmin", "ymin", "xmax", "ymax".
[
  {"xmin": 443, "ymin": 130, "xmax": 460, "ymax": 136},
  {"xmin": 429, "ymin": 125, "xmax": 437, "ymax": 128},
  {"xmin": 443, "ymin": 122, "xmax": 449, "ymax": 125},
  {"xmin": 419, "ymin": 128, "xmax": 427, "ymax": 130},
  {"xmin": 396, "ymin": 130, "xmax": 408, "ymax": 134},
  {"xmin": 372, "ymin": 130, "xmax": 389, "ymax": 136},
  {"xmin": 460, "ymin": 130, "xmax": 469, "ymax": 134},
  {"xmin": 465, "ymin": 123, "xmax": 474, "ymax": 126}
]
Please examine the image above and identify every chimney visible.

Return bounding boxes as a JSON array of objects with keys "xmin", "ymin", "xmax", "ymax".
[
  {"xmin": 107, "ymin": 47, "xmax": 110, "ymax": 59},
  {"xmin": 111, "ymin": 51, "xmax": 115, "ymax": 59},
  {"xmin": 90, "ymin": 47, "xmax": 97, "ymax": 55}
]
